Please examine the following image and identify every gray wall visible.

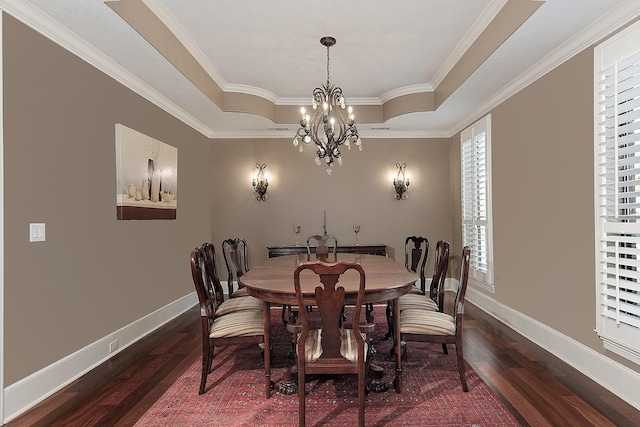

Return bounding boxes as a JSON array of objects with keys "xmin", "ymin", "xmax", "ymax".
[
  {"xmin": 450, "ymin": 40, "xmax": 639, "ymax": 373},
  {"xmin": 3, "ymin": 14, "xmax": 212, "ymax": 384},
  {"xmin": 208, "ymin": 137, "xmax": 452, "ymax": 271}
]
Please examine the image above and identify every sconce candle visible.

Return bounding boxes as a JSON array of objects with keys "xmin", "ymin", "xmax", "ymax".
[
  {"xmin": 252, "ymin": 163, "xmax": 269, "ymax": 201},
  {"xmin": 393, "ymin": 162, "xmax": 410, "ymax": 200}
]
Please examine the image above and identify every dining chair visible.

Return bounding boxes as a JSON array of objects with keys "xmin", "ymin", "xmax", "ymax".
[
  {"xmin": 202, "ymin": 242, "xmax": 263, "ymax": 315},
  {"xmin": 288, "ymin": 260, "xmax": 374, "ymax": 427},
  {"xmin": 397, "ymin": 246, "xmax": 471, "ymax": 392},
  {"xmin": 190, "ymin": 246, "xmax": 270, "ymax": 396},
  {"xmin": 385, "ymin": 236, "xmax": 429, "ymax": 338},
  {"xmin": 305, "ymin": 234, "xmax": 338, "ymax": 256},
  {"xmin": 222, "ymin": 237, "xmax": 250, "ymax": 298},
  {"xmin": 398, "ymin": 240, "xmax": 450, "ymax": 313},
  {"xmin": 281, "ymin": 234, "xmax": 338, "ymax": 325}
]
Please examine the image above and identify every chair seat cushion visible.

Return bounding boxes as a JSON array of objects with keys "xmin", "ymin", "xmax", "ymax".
[
  {"xmin": 398, "ymin": 293, "xmax": 438, "ymax": 311},
  {"xmin": 231, "ymin": 287, "xmax": 250, "ymax": 298},
  {"xmin": 210, "ymin": 309, "xmax": 264, "ymax": 338},
  {"xmin": 216, "ymin": 296, "xmax": 263, "ymax": 316},
  {"xmin": 400, "ymin": 309, "xmax": 455, "ymax": 335},
  {"xmin": 408, "ymin": 286, "xmax": 424, "ymax": 295},
  {"xmin": 304, "ymin": 329, "xmax": 367, "ymax": 363}
]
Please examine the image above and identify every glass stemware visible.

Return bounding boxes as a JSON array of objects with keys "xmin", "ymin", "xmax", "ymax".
[
  {"xmin": 293, "ymin": 225, "xmax": 301, "ymax": 246},
  {"xmin": 353, "ymin": 225, "xmax": 360, "ymax": 246}
]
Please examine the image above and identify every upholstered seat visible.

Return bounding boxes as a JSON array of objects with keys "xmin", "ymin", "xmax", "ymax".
[
  {"xmin": 209, "ymin": 309, "xmax": 265, "ymax": 338},
  {"xmin": 302, "ymin": 329, "xmax": 368, "ymax": 363},
  {"xmin": 399, "ymin": 310, "xmax": 455, "ymax": 335},
  {"xmin": 230, "ymin": 287, "xmax": 250, "ymax": 298},
  {"xmin": 397, "ymin": 293, "xmax": 439, "ymax": 311},
  {"xmin": 215, "ymin": 296, "xmax": 264, "ymax": 316}
]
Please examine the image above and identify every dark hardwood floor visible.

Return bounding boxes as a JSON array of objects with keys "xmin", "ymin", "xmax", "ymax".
[{"xmin": 6, "ymin": 298, "xmax": 640, "ymax": 426}]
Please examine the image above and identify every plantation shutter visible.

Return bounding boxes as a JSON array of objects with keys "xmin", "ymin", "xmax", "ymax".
[
  {"xmin": 596, "ymin": 41, "xmax": 640, "ymax": 362},
  {"xmin": 461, "ymin": 116, "xmax": 493, "ymax": 288}
]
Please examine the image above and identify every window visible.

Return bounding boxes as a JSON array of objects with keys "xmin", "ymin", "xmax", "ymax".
[
  {"xmin": 594, "ymin": 21, "xmax": 640, "ymax": 365},
  {"xmin": 461, "ymin": 114, "xmax": 494, "ymax": 292}
]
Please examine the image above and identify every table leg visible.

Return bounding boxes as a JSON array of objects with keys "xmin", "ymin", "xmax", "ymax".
[
  {"xmin": 393, "ymin": 297, "xmax": 402, "ymax": 392},
  {"xmin": 263, "ymin": 301, "xmax": 272, "ymax": 398},
  {"xmin": 366, "ymin": 305, "xmax": 390, "ymax": 393}
]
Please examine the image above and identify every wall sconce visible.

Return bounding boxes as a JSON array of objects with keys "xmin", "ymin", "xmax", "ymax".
[
  {"xmin": 252, "ymin": 163, "xmax": 269, "ymax": 201},
  {"xmin": 393, "ymin": 162, "xmax": 410, "ymax": 200}
]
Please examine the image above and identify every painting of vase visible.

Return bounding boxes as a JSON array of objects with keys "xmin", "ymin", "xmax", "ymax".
[{"xmin": 115, "ymin": 123, "xmax": 178, "ymax": 220}]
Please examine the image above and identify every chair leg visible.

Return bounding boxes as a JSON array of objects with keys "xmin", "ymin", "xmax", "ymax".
[
  {"xmin": 281, "ymin": 304, "xmax": 288, "ymax": 325},
  {"xmin": 358, "ymin": 368, "xmax": 366, "ymax": 427},
  {"xmin": 384, "ymin": 302, "xmax": 393, "ymax": 339},
  {"xmin": 199, "ymin": 341, "xmax": 213, "ymax": 395},
  {"xmin": 298, "ymin": 366, "xmax": 306, "ymax": 427},
  {"xmin": 442, "ymin": 343, "xmax": 448, "ymax": 354},
  {"xmin": 455, "ymin": 339, "xmax": 468, "ymax": 392}
]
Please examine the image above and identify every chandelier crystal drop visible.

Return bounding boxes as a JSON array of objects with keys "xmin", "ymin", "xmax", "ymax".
[{"xmin": 293, "ymin": 36, "xmax": 361, "ymax": 175}]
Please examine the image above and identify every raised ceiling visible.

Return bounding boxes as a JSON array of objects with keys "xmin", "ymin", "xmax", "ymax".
[{"xmin": 3, "ymin": 0, "xmax": 640, "ymax": 138}]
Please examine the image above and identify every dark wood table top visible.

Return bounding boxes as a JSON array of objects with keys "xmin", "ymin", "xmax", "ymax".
[{"xmin": 240, "ymin": 253, "xmax": 417, "ymax": 305}]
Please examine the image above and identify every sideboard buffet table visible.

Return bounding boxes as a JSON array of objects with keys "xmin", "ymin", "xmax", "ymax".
[{"xmin": 267, "ymin": 244, "xmax": 386, "ymax": 258}]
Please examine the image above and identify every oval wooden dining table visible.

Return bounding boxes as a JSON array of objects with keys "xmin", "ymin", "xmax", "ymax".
[{"xmin": 239, "ymin": 253, "xmax": 417, "ymax": 396}]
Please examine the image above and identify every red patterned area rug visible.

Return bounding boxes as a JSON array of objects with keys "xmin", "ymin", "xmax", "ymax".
[{"xmin": 135, "ymin": 306, "xmax": 519, "ymax": 426}]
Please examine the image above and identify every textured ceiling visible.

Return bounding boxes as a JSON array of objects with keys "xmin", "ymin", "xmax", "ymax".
[{"xmin": 4, "ymin": 0, "xmax": 640, "ymax": 138}]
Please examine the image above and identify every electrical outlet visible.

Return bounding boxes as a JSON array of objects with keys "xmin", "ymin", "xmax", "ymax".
[{"xmin": 109, "ymin": 339, "xmax": 119, "ymax": 353}]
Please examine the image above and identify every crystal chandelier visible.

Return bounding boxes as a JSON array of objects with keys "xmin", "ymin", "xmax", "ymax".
[{"xmin": 293, "ymin": 36, "xmax": 362, "ymax": 175}]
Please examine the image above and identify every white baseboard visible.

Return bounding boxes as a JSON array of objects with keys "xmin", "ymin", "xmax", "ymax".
[
  {"xmin": 3, "ymin": 292, "xmax": 198, "ymax": 423},
  {"xmin": 466, "ymin": 286, "xmax": 640, "ymax": 411}
]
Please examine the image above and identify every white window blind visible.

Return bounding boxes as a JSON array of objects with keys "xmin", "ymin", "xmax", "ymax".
[
  {"xmin": 595, "ymin": 22, "xmax": 640, "ymax": 364},
  {"xmin": 461, "ymin": 115, "xmax": 494, "ymax": 291}
]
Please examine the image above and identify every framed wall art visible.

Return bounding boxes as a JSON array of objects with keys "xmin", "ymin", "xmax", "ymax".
[{"xmin": 115, "ymin": 124, "xmax": 178, "ymax": 220}]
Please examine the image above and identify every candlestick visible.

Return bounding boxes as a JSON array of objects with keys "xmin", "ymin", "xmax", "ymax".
[{"xmin": 323, "ymin": 210, "xmax": 327, "ymax": 236}]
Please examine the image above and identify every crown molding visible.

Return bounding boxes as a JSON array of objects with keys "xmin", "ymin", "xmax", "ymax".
[
  {"xmin": 379, "ymin": 84, "xmax": 433, "ymax": 104},
  {"xmin": 3, "ymin": 0, "xmax": 638, "ymax": 140},
  {"xmin": 448, "ymin": 0, "xmax": 640, "ymax": 137},
  {"xmin": 0, "ymin": 0, "xmax": 214, "ymax": 137},
  {"xmin": 432, "ymin": 0, "xmax": 509, "ymax": 89}
]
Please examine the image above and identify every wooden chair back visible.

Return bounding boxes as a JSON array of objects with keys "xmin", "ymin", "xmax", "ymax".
[
  {"xmin": 201, "ymin": 242, "xmax": 225, "ymax": 307},
  {"xmin": 306, "ymin": 234, "xmax": 338, "ymax": 256},
  {"xmin": 454, "ymin": 246, "xmax": 471, "ymax": 324},
  {"xmin": 222, "ymin": 237, "xmax": 249, "ymax": 296},
  {"xmin": 404, "ymin": 236, "xmax": 429, "ymax": 292},
  {"xmin": 430, "ymin": 240, "xmax": 450, "ymax": 312},
  {"xmin": 191, "ymin": 246, "xmax": 220, "ymax": 324}
]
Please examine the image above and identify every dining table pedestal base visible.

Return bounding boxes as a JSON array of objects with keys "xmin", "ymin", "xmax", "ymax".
[
  {"xmin": 278, "ymin": 366, "xmax": 298, "ymax": 395},
  {"xmin": 368, "ymin": 364, "xmax": 389, "ymax": 393},
  {"xmin": 277, "ymin": 364, "xmax": 391, "ymax": 395}
]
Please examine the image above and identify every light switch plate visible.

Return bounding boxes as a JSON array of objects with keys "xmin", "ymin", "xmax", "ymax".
[{"xmin": 30, "ymin": 223, "xmax": 46, "ymax": 242}]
